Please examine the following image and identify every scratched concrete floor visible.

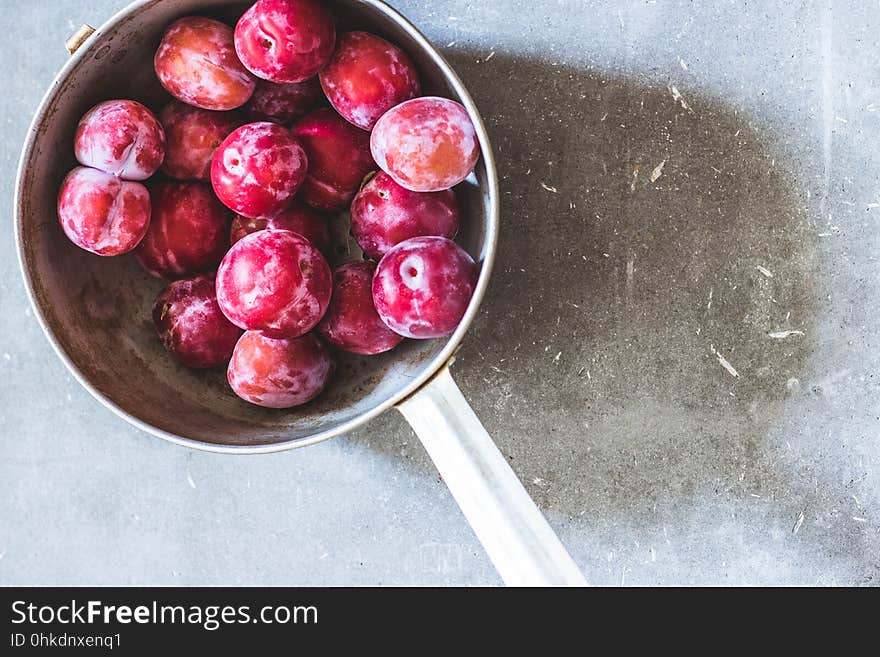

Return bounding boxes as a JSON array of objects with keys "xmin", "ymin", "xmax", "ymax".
[{"xmin": 1, "ymin": 0, "xmax": 878, "ymax": 585}]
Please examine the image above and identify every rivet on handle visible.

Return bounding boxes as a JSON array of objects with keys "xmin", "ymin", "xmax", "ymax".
[{"xmin": 65, "ymin": 24, "xmax": 96, "ymax": 55}]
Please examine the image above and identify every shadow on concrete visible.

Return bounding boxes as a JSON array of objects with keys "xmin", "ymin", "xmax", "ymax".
[
  {"xmin": 443, "ymin": 48, "xmax": 818, "ymax": 497},
  {"xmin": 344, "ymin": 50, "xmax": 874, "ymax": 582}
]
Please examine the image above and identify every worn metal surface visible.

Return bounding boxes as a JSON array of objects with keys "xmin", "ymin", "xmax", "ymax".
[{"xmin": 1, "ymin": 0, "xmax": 878, "ymax": 585}]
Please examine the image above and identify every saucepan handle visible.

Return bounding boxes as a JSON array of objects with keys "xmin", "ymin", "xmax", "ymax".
[
  {"xmin": 66, "ymin": 24, "xmax": 96, "ymax": 55},
  {"xmin": 397, "ymin": 365, "xmax": 587, "ymax": 586}
]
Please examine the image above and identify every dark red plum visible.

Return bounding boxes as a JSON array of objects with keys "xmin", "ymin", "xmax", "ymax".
[
  {"xmin": 160, "ymin": 101, "xmax": 241, "ymax": 181},
  {"xmin": 246, "ymin": 78, "xmax": 322, "ymax": 124},
  {"xmin": 350, "ymin": 171, "xmax": 459, "ymax": 259},
  {"xmin": 135, "ymin": 182, "xmax": 232, "ymax": 279},
  {"xmin": 234, "ymin": 0, "xmax": 335, "ymax": 84},
  {"xmin": 291, "ymin": 107, "xmax": 374, "ymax": 211},
  {"xmin": 319, "ymin": 31, "xmax": 420, "ymax": 130},
  {"xmin": 153, "ymin": 274, "xmax": 243, "ymax": 368},
  {"xmin": 230, "ymin": 202, "xmax": 330, "ymax": 254},
  {"xmin": 318, "ymin": 261, "xmax": 404, "ymax": 355}
]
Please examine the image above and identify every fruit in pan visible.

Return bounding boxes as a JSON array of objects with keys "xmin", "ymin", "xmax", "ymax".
[
  {"xmin": 291, "ymin": 107, "xmax": 375, "ymax": 211},
  {"xmin": 74, "ymin": 100, "xmax": 165, "ymax": 181},
  {"xmin": 135, "ymin": 181, "xmax": 232, "ymax": 279},
  {"xmin": 350, "ymin": 171, "xmax": 459, "ymax": 260},
  {"xmin": 372, "ymin": 236, "xmax": 477, "ymax": 339},
  {"xmin": 57, "ymin": 167, "xmax": 151, "ymax": 256},
  {"xmin": 211, "ymin": 121, "xmax": 308, "ymax": 218},
  {"xmin": 234, "ymin": 0, "xmax": 336, "ymax": 84},
  {"xmin": 155, "ymin": 16, "xmax": 256, "ymax": 111},
  {"xmin": 159, "ymin": 101, "xmax": 241, "ymax": 182},
  {"xmin": 371, "ymin": 97, "xmax": 479, "ymax": 192},
  {"xmin": 227, "ymin": 331, "xmax": 335, "ymax": 408},
  {"xmin": 245, "ymin": 78, "xmax": 323, "ymax": 124},
  {"xmin": 318, "ymin": 260, "xmax": 404, "ymax": 355},
  {"xmin": 54, "ymin": 3, "xmax": 490, "ymax": 406},
  {"xmin": 229, "ymin": 202, "xmax": 330, "ymax": 255},
  {"xmin": 215, "ymin": 229, "xmax": 332, "ymax": 338},
  {"xmin": 319, "ymin": 31, "xmax": 420, "ymax": 130},
  {"xmin": 153, "ymin": 274, "xmax": 243, "ymax": 369}
]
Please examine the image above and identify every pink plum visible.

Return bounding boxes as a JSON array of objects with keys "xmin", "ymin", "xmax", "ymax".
[
  {"xmin": 227, "ymin": 330, "xmax": 335, "ymax": 408},
  {"xmin": 215, "ymin": 229, "xmax": 331, "ymax": 338},
  {"xmin": 371, "ymin": 97, "xmax": 480, "ymax": 192},
  {"xmin": 211, "ymin": 121, "xmax": 308, "ymax": 218},
  {"xmin": 372, "ymin": 236, "xmax": 477, "ymax": 339},
  {"xmin": 154, "ymin": 16, "xmax": 256, "ymax": 111},
  {"xmin": 74, "ymin": 100, "xmax": 165, "ymax": 181},
  {"xmin": 57, "ymin": 167, "xmax": 151, "ymax": 256}
]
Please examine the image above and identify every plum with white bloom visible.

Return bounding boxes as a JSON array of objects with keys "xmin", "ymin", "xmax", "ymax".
[
  {"xmin": 74, "ymin": 100, "xmax": 165, "ymax": 181},
  {"xmin": 370, "ymin": 97, "xmax": 479, "ymax": 192},
  {"xmin": 215, "ymin": 229, "xmax": 331, "ymax": 338},
  {"xmin": 153, "ymin": 274, "xmax": 243, "ymax": 368},
  {"xmin": 372, "ymin": 236, "xmax": 477, "ymax": 339},
  {"xmin": 227, "ymin": 331, "xmax": 335, "ymax": 408}
]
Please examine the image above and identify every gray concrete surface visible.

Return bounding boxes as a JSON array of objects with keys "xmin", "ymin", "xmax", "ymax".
[{"xmin": 2, "ymin": 0, "xmax": 879, "ymax": 586}]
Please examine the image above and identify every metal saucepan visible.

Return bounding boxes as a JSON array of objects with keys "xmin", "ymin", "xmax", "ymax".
[{"xmin": 15, "ymin": 0, "xmax": 586, "ymax": 586}]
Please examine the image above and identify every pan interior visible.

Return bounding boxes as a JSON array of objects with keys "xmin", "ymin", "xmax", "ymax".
[{"xmin": 17, "ymin": 0, "xmax": 494, "ymax": 448}]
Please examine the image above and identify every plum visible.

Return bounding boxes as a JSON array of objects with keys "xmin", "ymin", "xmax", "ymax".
[
  {"xmin": 227, "ymin": 331, "xmax": 334, "ymax": 408},
  {"xmin": 371, "ymin": 97, "xmax": 480, "ymax": 192},
  {"xmin": 135, "ymin": 182, "xmax": 232, "ymax": 279},
  {"xmin": 234, "ymin": 0, "xmax": 335, "ymax": 84},
  {"xmin": 154, "ymin": 16, "xmax": 256, "ymax": 111},
  {"xmin": 246, "ymin": 78, "xmax": 322, "ymax": 124},
  {"xmin": 319, "ymin": 31, "xmax": 420, "ymax": 130},
  {"xmin": 229, "ymin": 202, "xmax": 330, "ymax": 254},
  {"xmin": 74, "ymin": 100, "xmax": 165, "ymax": 181},
  {"xmin": 57, "ymin": 167, "xmax": 151, "ymax": 256},
  {"xmin": 159, "ymin": 101, "xmax": 241, "ymax": 181},
  {"xmin": 350, "ymin": 171, "xmax": 459, "ymax": 259},
  {"xmin": 372, "ymin": 236, "xmax": 477, "ymax": 339},
  {"xmin": 211, "ymin": 121, "xmax": 308, "ymax": 218},
  {"xmin": 317, "ymin": 261, "xmax": 404, "ymax": 355},
  {"xmin": 215, "ymin": 229, "xmax": 331, "ymax": 338},
  {"xmin": 153, "ymin": 273, "xmax": 243, "ymax": 368},
  {"xmin": 291, "ymin": 107, "xmax": 374, "ymax": 211}
]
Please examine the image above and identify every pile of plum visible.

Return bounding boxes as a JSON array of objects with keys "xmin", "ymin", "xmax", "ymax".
[{"xmin": 56, "ymin": 0, "xmax": 480, "ymax": 409}]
